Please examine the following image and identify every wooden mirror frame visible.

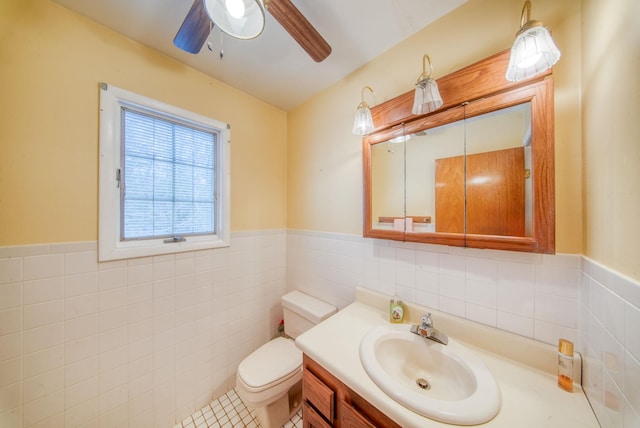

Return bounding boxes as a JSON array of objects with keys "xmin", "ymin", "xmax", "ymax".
[{"xmin": 363, "ymin": 49, "xmax": 555, "ymax": 253}]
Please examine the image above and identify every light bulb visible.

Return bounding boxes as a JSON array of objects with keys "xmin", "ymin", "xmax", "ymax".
[
  {"xmin": 518, "ymin": 53, "xmax": 542, "ymax": 68},
  {"xmin": 225, "ymin": 0, "xmax": 245, "ymax": 18},
  {"xmin": 516, "ymin": 34, "xmax": 543, "ymax": 68}
]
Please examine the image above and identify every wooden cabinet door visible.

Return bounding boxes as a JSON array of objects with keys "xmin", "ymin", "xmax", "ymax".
[
  {"xmin": 303, "ymin": 369, "xmax": 335, "ymax": 422},
  {"xmin": 340, "ymin": 400, "xmax": 376, "ymax": 428},
  {"xmin": 303, "ymin": 401, "xmax": 333, "ymax": 428},
  {"xmin": 303, "ymin": 355, "xmax": 401, "ymax": 428}
]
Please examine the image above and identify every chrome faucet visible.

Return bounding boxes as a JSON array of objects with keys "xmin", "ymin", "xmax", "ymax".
[{"xmin": 410, "ymin": 313, "xmax": 449, "ymax": 345}]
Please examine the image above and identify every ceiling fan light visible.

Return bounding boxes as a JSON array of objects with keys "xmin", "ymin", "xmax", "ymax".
[
  {"xmin": 225, "ymin": 0, "xmax": 245, "ymax": 18},
  {"xmin": 203, "ymin": 0, "xmax": 265, "ymax": 40}
]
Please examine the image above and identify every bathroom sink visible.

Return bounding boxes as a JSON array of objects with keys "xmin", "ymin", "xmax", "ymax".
[{"xmin": 359, "ymin": 324, "xmax": 501, "ymax": 425}]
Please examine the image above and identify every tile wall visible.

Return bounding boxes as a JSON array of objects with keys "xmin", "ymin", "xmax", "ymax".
[
  {"xmin": 287, "ymin": 230, "xmax": 582, "ymax": 346},
  {"xmin": 2, "ymin": 228, "xmax": 639, "ymax": 427},
  {"xmin": 0, "ymin": 230, "xmax": 286, "ymax": 427},
  {"xmin": 287, "ymin": 229, "xmax": 640, "ymax": 428},
  {"xmin": 580, "ymin": 258, "xmax": 640, "ymax": 428}
]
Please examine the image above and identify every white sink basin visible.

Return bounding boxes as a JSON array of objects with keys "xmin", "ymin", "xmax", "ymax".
[{"xmin": 359, "ymin": 324, "xmax": 501, "ymax": 425}]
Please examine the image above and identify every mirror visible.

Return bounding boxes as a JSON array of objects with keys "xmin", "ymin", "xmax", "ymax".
[
  {"xmin": 406, "ymin": 117, "xmax": 466, "ymax": 234},
  {"xmin": 363, "ymin": 50, "xmax": 555, "ymax": 253},
  {"xmin": 430, "ymin": 102, "xmax": 533, "ymax": 237},
  {"xmin": 370, "ymin": 128, "xmax": 408, "ymax": 232}
]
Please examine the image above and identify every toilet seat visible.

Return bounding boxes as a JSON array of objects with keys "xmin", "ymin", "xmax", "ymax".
[{"xmin": 236, "ymin": 337, "xmax": 302, "ymax": 407}]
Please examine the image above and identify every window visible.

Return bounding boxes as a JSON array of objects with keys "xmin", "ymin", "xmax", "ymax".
[
  {"xmin": 99, "ymin": 83, "xmax": 230, "ymax": 261},
  {"xmin": 121, "ymin": 109, "xmax": 216, "ymax": 240}
]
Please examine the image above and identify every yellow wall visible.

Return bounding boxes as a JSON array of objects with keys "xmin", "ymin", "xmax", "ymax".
[
  {"xmin": 3, "ymin": 0, "xmax": 638, "ymax": 282},
  {"xmin": 288, "ymin": 0, "xmax": 583, "ymax": 253},
  {"xmin": 0, "ymin": 0, "xmax": 288, "ymax": 246},
  {"xmin": 582, "ymin": 0, "xmax": 640, "ymax": 280}
]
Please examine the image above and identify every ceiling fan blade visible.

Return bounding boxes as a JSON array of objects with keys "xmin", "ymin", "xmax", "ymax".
[
  {"xmin": 266, "ymin": 0, "xmax": 332, "ymax": 62},
  {"xmin": 173, "ymin": 0, "xmax": 211, "ymax": 54}
]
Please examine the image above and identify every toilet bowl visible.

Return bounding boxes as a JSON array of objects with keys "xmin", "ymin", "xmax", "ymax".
[{"xmin": 236, "ymin": 291, "xmax": 336, "ymax": 428}]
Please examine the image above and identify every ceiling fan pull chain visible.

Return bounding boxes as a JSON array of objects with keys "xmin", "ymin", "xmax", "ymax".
[
  {"xmin": 207, "ymin": 21, "xmax": 214, "ymax": 52},
  {"xmin": 219, "ymin": 32, "xmax": 224, "ymax": 60}
]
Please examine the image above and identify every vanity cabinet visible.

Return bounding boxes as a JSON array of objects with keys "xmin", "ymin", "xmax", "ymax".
[{"xmin": 302, "ymin": 354, "xmax": 400, "ymax": 428}]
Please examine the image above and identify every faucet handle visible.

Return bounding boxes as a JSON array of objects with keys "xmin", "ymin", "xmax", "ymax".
[{"xmin": 421, "ymin": 313, "xmax": 433, "ymax": 328}]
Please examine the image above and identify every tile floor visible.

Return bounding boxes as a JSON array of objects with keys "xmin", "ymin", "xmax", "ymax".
[{"xmin": 175, "ymin": 388, "xmax": 303, "ymax": 428}]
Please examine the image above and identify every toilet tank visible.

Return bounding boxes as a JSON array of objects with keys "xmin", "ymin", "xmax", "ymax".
[{"xmin": 281, "ymin": 291, "xmax": 337, "ymax": 339}]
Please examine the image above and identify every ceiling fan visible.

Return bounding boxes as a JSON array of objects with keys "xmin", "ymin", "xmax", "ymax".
[{"xmin": 173, "ymin": 0, "xmax": 332, "ymax": 62}]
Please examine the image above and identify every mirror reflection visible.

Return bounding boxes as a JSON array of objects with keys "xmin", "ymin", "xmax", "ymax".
[
  {"xmin": 440, "ymin": 103, "xmax": 532, "ymax": 237},
  {"xmin": 363, "ymin": 50, "xmax": 554, "ymax": 253},
  {"xmin": 405, "ymin": 120, "xmax": 465, "ymax": 233},
  {"xmin": 371, "ymin": 102, "xmax": 532, "ymax": 237},
  {"xmin": 371, "ymin": 133, "xmax": 406, "ymax": 231},
  {"xmin": 464, "ymin": 103, "xmax": 532, "ymax": 237}
]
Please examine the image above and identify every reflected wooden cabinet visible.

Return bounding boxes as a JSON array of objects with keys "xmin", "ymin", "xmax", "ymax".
[{"xmin": 302, "ymin": 355, "xmax": 400, "ymax": 428}]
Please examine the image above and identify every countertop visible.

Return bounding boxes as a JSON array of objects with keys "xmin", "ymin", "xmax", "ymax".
[{"xmin": 295, "ymin": 288, "xmax": 600, "ymax": 428}]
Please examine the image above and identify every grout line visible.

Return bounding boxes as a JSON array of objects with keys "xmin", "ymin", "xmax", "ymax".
[{"xmin": 178, "ymin": 388, "xmax": 302, "ymax": 428}]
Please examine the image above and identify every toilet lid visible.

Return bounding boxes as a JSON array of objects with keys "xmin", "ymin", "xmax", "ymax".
[{"xmin": 237, "ymin": 337, "xmax": 302, "ymax": 389}]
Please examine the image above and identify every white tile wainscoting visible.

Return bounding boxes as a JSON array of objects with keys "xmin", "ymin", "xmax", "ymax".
[
  {"xmin": 1, "ymin": 228, "xmax": 639, "ymax": 427},
  {"xmin": 286, "ymin": 230, "xmax": 640, "ymax": 428},
  {"xmin": 0, "ymin": 230, "xmax": 286, "ymax": 427},
  {"xmin": 287, "ymin": 230, "xmax": 583, "ymax": 345},
  {"xmin": 580, "ymin": 258, "xmax": 640, "ymax": 428}
]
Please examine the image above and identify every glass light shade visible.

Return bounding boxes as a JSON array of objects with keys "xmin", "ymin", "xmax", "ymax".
[
  {"xmin": 352, "ymin": 105, "xmax": 374, "ymax": 136},
  {"xmin": 412, "ymin": 78, "xmax": 443, "ymax": 115},
  {"xmin": 506, "ymin": 26, "xmax": 561, "ymax": 82},
  {"xmin": 203, "ymin": 0, "xmax": 265, "ymax": 40}
]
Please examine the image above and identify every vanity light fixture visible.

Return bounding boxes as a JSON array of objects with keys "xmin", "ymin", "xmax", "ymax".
[
  {"xmin": 411, "ymin": 54, "xmax": 443, "ymax": 115},
  {"xmin": 203, "ymin": 0, "xmax": 265, "ymax": 40},
  {"xmin": 352, "ymin": 86, "xmax": 376, "ymax": 136},
  {"xmin": 505, "ymin": 0, "xmax": 561, "ymax": 82}
]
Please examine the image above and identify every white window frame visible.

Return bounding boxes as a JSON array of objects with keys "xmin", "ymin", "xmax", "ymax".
[{"xmin": 98, "ymin": 83, "xmax": 230, "ymax": 261}]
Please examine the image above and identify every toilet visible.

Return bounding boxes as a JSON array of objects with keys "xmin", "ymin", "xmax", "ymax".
[{"xmin": 236, "ymin": 290, "xmax": 337, "ymax": 428}]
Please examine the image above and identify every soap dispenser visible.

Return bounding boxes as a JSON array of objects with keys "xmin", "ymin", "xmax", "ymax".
[{"xmin": 389, "ymin": 295, "xmax": 404, "ymax": 323}]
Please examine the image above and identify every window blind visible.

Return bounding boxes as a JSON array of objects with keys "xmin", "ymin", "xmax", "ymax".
[{"xmin": 121, "ymin": 108, "xmax": 216, "ymax": 240}]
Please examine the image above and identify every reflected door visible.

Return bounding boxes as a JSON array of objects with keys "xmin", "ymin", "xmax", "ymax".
[
  {"xmin": 466, "ymin": 147, "xmax": 525, "ymax": 236},
  {"xmin": 435, "ymin": 147, "xmax": 525, "ymax": 236},
  {"xmin": 435, "ymin": 155, "xmax": 464, "ymax": 233}
]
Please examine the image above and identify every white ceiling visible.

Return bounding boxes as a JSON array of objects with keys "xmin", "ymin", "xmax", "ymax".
[{"xmin": 50, "ymin": 0, "xmax": 467, "ymax": 111}]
